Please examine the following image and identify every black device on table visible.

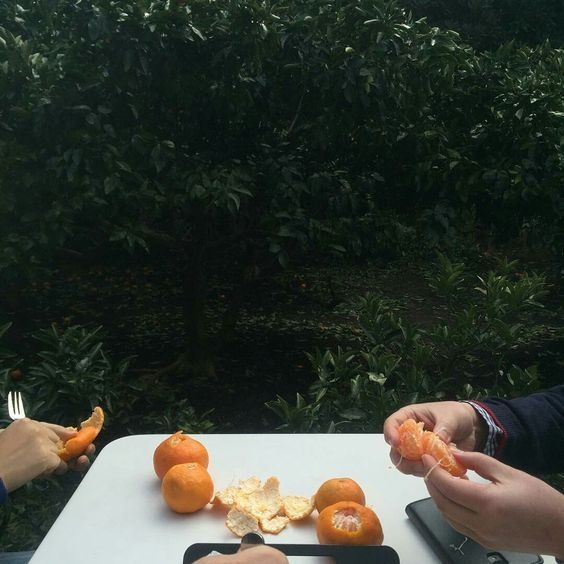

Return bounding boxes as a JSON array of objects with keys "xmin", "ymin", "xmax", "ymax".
[
  {"xmin": 184, "ymin": 532, "xmax": 400, "ymax": 563},
  {"xmin": 406, "ymin": 497, "xmax": 543, "ymax": 564}
]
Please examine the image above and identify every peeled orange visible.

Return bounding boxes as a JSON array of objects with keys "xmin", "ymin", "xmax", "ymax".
[
  {"xmin": 397, "ymin": 418, "xmax": 466, "ymax": 477},
  {"xmin": 316, "ymin": 501, "xmax": 384, "ymax": 545}
]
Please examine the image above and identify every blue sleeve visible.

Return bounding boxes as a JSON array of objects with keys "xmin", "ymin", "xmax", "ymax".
[
  {"xmin": 0, "ymin": 478, "xmax": 7, "ymax": 504},
  {"xmin": 476, "ymin": 385, "xmax": 564, "ymax": 475}
]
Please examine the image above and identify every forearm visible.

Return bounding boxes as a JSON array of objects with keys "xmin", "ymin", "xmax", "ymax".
[{"xmin": 474, "ymin": 385, "xmax": 564, "ymax": 474}]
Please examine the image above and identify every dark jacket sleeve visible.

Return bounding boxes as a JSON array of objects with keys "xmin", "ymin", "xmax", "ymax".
[{"xmin": 475, "ymin": 384, "xmax": 564, "ymax": 475}]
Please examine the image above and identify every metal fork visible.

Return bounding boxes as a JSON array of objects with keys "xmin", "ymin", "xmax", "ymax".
[{"xmin": 7, "ymin": 391, "xmax": 26, "ymax": 420}]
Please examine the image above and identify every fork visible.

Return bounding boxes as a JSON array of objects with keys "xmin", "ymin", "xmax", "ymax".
[{"xmin": 7, "ymin": 391, "xmax": 26, "ymax": 420}]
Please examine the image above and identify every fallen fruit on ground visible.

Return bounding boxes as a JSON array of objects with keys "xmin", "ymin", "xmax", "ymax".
[
  {"xmin": 314, "ymin": 477, "xmax": 366, "ymax": 513},
  {"xmin": 153, "ymin": 431, "xmax": 209, "ymax": 480},
  {"xmin": 214, "ymin": 476, "xmax": 314, "ymax": 536},
  {"xmin": 397, "ymin": 418, "xmax": 466, "ymax": 477},
  {"xmin": 58, "ymin": 406, "xmax": 104, "ymax": 462},
  {"xmin": 316, "ymin": 501, "xmax": 384, "ymax": 545},
  {"xmin": 161, "ymin": 462, "xmax": 214, "ymax": 513}
]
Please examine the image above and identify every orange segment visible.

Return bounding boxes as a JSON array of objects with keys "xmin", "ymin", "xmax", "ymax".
[
  {"xmin": 422, "ymin": 432, "xmax": 466, "ymax": 477},
  {"xmin": 397, "ymin": 419, "xmax": 426, "ymax": 460},
  {"xmin": 58, "ymin": 406, "xmax": 104, "ymax": 462}
]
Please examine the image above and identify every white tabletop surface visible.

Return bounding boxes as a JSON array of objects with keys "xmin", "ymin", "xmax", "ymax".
[{"xmin": 29, "ymin": 434, "xmax": 556, "ymax": 564}]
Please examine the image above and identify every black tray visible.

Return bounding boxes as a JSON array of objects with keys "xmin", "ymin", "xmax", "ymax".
[{"xmin": 184, "ymin": 543, "xmax": 400, "ymax": 563}]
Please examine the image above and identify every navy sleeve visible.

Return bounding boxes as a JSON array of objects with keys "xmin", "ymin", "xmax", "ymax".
[
  {"xmin": 475, "ymin": 384, "xmax": 564, "ymax": 475},
  {"xmin": 0, "ymin": 478, "xmax": 7, "ymax": 504}
]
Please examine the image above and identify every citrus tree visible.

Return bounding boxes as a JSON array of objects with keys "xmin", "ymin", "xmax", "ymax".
[{"xmin": 1, "ymin": 0, "xmax": 562, "ymax": 377}]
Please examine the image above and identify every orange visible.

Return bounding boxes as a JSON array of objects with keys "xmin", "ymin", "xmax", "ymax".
[
  {"xmin": 397, "ymin": 418, "xmax": 425, "ymax": 460},
  {"xmin": 153, "ymin": 431, "xmax": 209, "ymax": 480},
  {"xmin": 58, "ymin": 406, "xmax": 104, "ymax": 462},
  {"xmin": 161, "ymin": 462, "xmax": 214, "ymax": 513},
  {"xmin": 316, "ymin": 501, "xmax": 384, "ymax": 545},
  {"xmin": 422, "ymin": 431, "xmax": 466, "ymax": 477},
  {"xmin": 397, "ymin": 418, "xmax": 466, "ymax": 477},
  {"xmin": 314, "ymin": 478, "xmax": 366, "ymax": 513}
]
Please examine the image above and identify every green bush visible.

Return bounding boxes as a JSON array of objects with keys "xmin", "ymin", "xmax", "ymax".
[
  {"xmin": 267, "ymin": 255, "xmax": 549, "ymax": 432},
  {"xmin": 400, "ymin": 0, "xmax": 564, "ymax": 50},
  {"xmin": 1, "ymin": 0, "xmax": 563, "ymax": 376},
  {"xmin": 0, "ymin": 324, "xmax": 214, "ymax": 433}
]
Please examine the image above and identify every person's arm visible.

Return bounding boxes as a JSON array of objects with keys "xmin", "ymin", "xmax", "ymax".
[
  {"xmin": 472, "ymin": 385, "xmax": 564, "ymax": 474},
  {"xmin": 0, "ymin": 419, "xmax": 95, "ymax": 497}
]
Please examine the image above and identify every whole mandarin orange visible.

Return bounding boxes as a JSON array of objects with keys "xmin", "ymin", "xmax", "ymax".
[
  {"xmin": 153, "ymin": 431, "xmax": 209, "ymax": 480},
  {"xmin": 314, "ymin": 477, "xmax": 366, "ymax": 513},
  {"xmin": 161, "ymin": 462, "xmax": 214, "ymax": 513},
  {"xmin": 316, "ymin": 501, "xmax": 384, "ymax": 545}
]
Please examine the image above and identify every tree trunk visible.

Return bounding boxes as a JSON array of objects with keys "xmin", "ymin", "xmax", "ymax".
[{"xmin": 181, "ymin": 239, "xmax": 216, "ymax": 382}]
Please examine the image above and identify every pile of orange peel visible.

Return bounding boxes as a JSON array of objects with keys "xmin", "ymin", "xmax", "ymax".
[{"xmin": 214, "ymin": 476, "xmax": 314, "ymax": 536}]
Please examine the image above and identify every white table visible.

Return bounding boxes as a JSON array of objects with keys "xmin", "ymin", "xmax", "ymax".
[{"xmin": 29, "ymin": 434, "xmax": 556, "ymax": 564}]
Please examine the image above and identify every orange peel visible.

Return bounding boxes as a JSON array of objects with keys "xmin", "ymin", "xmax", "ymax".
[
  {"xmin": 215, "ymin": 476, "xmax": 315, "ymax": 536},
  {"xmin": 58, "ymin": 406, "xmax": 104, "ymax": 462}
]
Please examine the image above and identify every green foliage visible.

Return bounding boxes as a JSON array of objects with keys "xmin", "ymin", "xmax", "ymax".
[
  {"xmin": 400, "ymin": 0, "xmax": 564, "ymax": 50},
  {"xmin": 134, "ymin": 399, "xmax": 216, "ymax": 435},
  {"xmin": 0, "ymin": 474, "xmax": 80, "ymax": 552},
  {"xmin": 22, "ymin": 325, "xmax": 131, "ymax": 424},
  {"xmin": 0, "ymin": 324, "xmax": 214, "ymax": 432},
  {"xmin": 267, "ymin": 256, "xmax": 549, "ymax": 432},
  {"xmin": 0, "ymin": 0, "xmax": 563, "ymax": 293}
]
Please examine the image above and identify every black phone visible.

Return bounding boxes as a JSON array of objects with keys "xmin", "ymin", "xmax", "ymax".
[{"xmin": 406, "ymin": 497, "xmax": 543, "ymax": 564}]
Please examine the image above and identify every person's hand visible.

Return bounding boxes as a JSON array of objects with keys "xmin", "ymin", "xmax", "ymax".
[
  {"xmin": 0, "ymin": 419, "xmax": 96, "ymax": 492},
  {"xmin": 383, "ymin": 401, "xmax": 487, "ymax": 476},
  {"xmin": 40, "ymin": 422, "xmax": 96, "ymax": 473},
  {"xmin": 422, "ymin": 450, "xmax": 564, "ymax": 559},
  {"xmin": 194, "ymin": 545, "xmax": 288, "ymax": 563},
  {"xmin": 0, "ymin": 418, "xmax": 66, "ymax": 492}
]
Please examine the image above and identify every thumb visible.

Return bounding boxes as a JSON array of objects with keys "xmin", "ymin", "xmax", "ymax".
[
  {"xmin": 451, "ymin": 450, "xmax": 509, "ymax": 482},
  {"xmin": 41, "ymin": 422, "xmax": 78, "ymax": 441},
  {"xmin": 432, "ymin": 417, "xmax": 457, "ymax": 444}
]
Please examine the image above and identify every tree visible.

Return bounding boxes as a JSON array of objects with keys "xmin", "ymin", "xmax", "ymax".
[{"xmin": 1, "ymin": 0, "xmax": 562, "ymax": 380}]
